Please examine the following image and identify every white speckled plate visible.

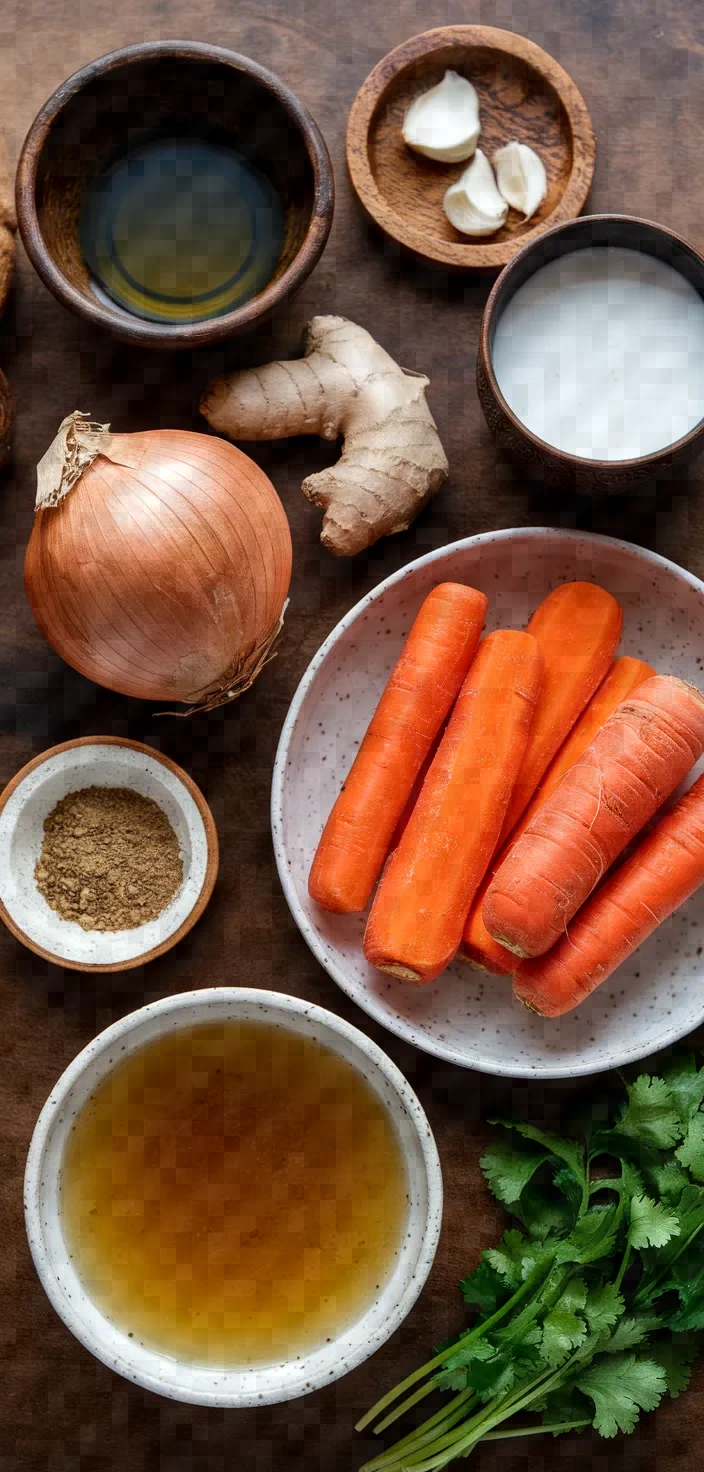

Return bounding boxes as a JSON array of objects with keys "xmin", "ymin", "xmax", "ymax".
[{"xmin": 272, "ymin": 528, "xmax": 704, "ymax": 1079}]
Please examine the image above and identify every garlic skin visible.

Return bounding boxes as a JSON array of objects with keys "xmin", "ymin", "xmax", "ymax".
[
  {"xmin": 443, "ymin": 150, "xmax": 508, "ymax": 237},
  {"xmin": 402, "ymin": 71, "xmax": 480, "ymax": 163},
  {"xmin": 494, "ymin": 141, "xmax": 547, "ymax": 221}
]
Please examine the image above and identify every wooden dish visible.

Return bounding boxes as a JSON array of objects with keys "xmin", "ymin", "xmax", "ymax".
[
  {"xmin": 0, "ymin": 736, "xmax": 219, "ymax": 972},
  {"xmin": 477, "ymin": 213, "xmax": 704, "ymax": 492},
  {"xmin": 15, "ymin": 41, "xmax": 334, "ymax": 349},
  {"xmin": 346, "ymin": 26, "xmax": 595, "ymax": 270}
]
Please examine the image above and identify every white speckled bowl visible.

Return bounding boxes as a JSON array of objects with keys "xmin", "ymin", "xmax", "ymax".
[
  {"xmin": 272, "ymin": 527, "xmax": 704, "ymax": 1079},
  {"xmin": 25, "ymin": 987, "xmax": 442, "ymax": 1406},
  {"xmin": 0, "ymin": 737, "xmax": 218, "ymax": 971}
]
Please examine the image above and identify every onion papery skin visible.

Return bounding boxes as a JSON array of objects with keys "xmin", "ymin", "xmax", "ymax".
[{"xmin": 24, "ymin": 430, "xmax": 292, "ymax": 707}]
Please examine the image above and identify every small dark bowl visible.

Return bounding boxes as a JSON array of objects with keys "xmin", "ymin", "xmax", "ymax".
[
  {"xmin": 15, "ymin": 40, "xmax": 334, "ymax": 350},
  {"xmin": 477, "ymin": 213, "xmax": 704, "ymax": 492}
]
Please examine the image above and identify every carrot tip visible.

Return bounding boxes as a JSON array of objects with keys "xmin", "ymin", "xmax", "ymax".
[
  {"xmin": 514, "ymin": 991, "xmax": 546, "ymax": 1015},
  {"xmin": 377, "ymin": 962, "xmax": 423, "ymax": 983},
  {"xmin": 486, "ymin": 932, "xmax": 527, "ymax": 957}
]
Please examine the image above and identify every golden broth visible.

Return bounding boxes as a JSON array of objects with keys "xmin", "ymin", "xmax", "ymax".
[{"xmin": 60, "ymin": 1020, "xmax": 408, "ymax": 1367}]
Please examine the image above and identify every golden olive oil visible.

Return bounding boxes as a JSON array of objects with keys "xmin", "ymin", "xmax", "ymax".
[
  {"xmin": 60, "ymin": 1020, "xmax": 408, "ymax": 1367},
  {"xmin": 80, "ymin": 137, "xmax": 286, "ymax": 324}
]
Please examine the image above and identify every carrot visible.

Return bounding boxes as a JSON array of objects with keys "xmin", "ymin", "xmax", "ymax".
[
  {"xmin": 308, "ymin": 582, "xmax": 487, "ymax": 913},
  {"xmin": 363, "ymin": 629, "xmax": 543, "ymax": 983},
  {"xmin": 483, "ymin": 674, "xmax": 704, "ymax": 959},
  {"xmin": 498, "ymin": 581, "xmax": 623, "ymax": 844},
  {"xmin": 514, "ymin": 772, "xmax": 704, "ymax": 1016},
  {"xmin": 460, "ymin": 656, "xmax": 655, "ymax": 974},
  {"xmin": 456, "ymin": 583, "xmax": 623, "ymax": 973}
]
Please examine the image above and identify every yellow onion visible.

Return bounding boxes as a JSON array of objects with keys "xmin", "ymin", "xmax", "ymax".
[{"xmin": 25, "ymin": 413, "xmax": 292, "ymax": 711}]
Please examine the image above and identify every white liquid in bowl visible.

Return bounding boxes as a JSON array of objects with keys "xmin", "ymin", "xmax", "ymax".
[{"xmin": 491, "ymin": 245, "xmax": 704, "ymax": 460}]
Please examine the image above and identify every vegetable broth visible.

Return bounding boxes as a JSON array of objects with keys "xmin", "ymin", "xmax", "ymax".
[
  {"xmin": 60, "ymin": 1020, "xmax": 408, "ymax": 1367},
  {"xmin": 80, "ymin": 137, "xmax": 286, "ymax": 324}
]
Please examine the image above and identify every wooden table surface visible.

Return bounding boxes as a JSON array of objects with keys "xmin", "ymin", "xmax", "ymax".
[{"xmin": 3, "ymin": 2, "xmax": 704, "ymax": 1468}]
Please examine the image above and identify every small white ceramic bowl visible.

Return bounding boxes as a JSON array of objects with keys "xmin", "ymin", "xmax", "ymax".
[
  {"xmin": 0, "ymin": 737, "xmax": 218, "ymax": 970},
  {"xmin": 272, "ymin": 527, "xmax": 704, "ymax": 1079},
  {"xmin": 25, "ymin": 987, "xmax": 442, "ymax": 1406}
]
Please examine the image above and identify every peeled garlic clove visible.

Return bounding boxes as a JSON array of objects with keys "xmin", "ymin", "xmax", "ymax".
[
  {"xmin": 494, "ymin": 141, "xmax": 547, "ymax": 220},
  {"xmin": 402, "ymin": 70, "xmax": 480, "ymax": 163},
  {"xmin": 443, "ymin": 150, "xmax": 508, "ymax": 237}
]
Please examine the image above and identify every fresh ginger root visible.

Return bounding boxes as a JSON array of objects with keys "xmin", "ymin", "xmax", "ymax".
[{"xmin": 200, "ymin": 315, "xmax": 448, "ymax": 556}]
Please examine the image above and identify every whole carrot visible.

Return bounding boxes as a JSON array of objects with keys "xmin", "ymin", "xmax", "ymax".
[
  {"xmin": 457, "ymin": 582, "xmax": 623, "ymax": 973},
  {"xmin": 461, "ymin": 656, "xmax": 655, "ymax": 974},
  {"xmin": 499, "ymin": 581, "xmax": 623, "ymax": 844},
  {"xmin": 363, "ymin": 629, "xmax": 543, "ymax": 983},
  {"xmin": 514, "ymin": 773, "xmax": 704, "ymax": 1016},
  {"xmin": 483, "ymin": 674, "xmax": 704, "ymax": 959},
  {"xmin": 308, "ymin": 582, "xmax": 487, "ymax": 913}
]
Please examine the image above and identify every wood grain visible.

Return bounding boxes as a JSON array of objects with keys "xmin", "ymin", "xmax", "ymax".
[
  {"xmin": 346, "ymin": 26, "xmax": 596, "ymax": 268},
  {"xmin": 1, "ymin": 2, "xmax": 704, "ymax": 1470}
]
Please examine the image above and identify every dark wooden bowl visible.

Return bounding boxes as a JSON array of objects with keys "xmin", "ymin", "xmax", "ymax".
[
  {"xmin": 346, "ymin": 26, "xmax": 595, "ymax": 271},
  {"xmin": 477, "ymin": 213, "xmax": 704, "ymax": 493},
  {"xmin": 15, "ymin": 40, "xmax": 334, "ymax": 350}
]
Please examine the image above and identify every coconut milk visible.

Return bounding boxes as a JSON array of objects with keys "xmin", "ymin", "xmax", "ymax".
[{"xmin": 491, "ymin": 245, "xmax": 704, "ymax": 460}]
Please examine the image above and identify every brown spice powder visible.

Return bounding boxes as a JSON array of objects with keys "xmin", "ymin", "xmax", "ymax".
[{"xmin": 35, "ymin": 786, "xmax": 183, "ymax": 932}]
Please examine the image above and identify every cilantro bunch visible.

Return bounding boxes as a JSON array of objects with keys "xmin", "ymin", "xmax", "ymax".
[{"xmin": 356, "ymin": 1051, "xmax": 704, "ymax": 1471}]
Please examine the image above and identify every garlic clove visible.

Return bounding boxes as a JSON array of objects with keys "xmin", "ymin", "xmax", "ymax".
[
  {"xmin": 494, "ymin": 141, "xmax": 547, "ymax": 221},
  {"xmin": 402, "ymin": 70, "xmax": 480, "ymax": 163},
  {"xmin": 443, "ymin": 150, "xmax": 508, "ymax": 237}
]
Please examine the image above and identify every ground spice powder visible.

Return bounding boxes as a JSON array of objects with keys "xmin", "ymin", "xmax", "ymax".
[{"xmin": 35, "ymin": 786, "xmax": 183, "ymax": 932}]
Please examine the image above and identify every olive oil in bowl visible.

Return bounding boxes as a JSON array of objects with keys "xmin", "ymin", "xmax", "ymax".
[
  {"xmin": 59, "ymin": 1020, "xmax": 409, "ymax": 1367},
  {"xmin": 79, "ymin": 137, "xmax": 286, "ymax": 324}
]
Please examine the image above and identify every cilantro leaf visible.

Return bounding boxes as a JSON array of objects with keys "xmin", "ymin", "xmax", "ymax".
[
  {"xmin": 539, "ymin": 1385, "xmax": 592, "ymax": 1428},
  {"xmin": 516, "ymin": 1181, "xmax": 576, "ymax": 1241},
  {"xmin": 556, "ymin": 1205, "xmax": 619, "ymax": 1265},
  {"xmin": 484, "ymin": 1229, "xmax": 533, "ymax": 1290},
  {"xmin": 584, "ymin": 1282, "xmax": 625, "ymax": 1332},
  {"xmin": 541, "ymin": 1306, "xmax": 588, "ymax": 1367},
  {"xmin": 460, "ymin": 1259, "xmax": 511, "ymax": 1315},
  {"xmin": 480, "ymin": 1135, "xmax": 549, "ymax": 1206},
  {"xmin": 468, "ymin": 1355, "xmax": 518, "ymax": 1403},
  {"xmin": 491, "ymin": 1118, "xmax": 586, "ymax": 1183},
  {"xmin": 601, "ymin": 1314, "xmax": 662, "ymax": 1353},
  {"xmin": 676, "ymin": 1113, "xmax": 704, "ymax": 1182},
  {"xmin": 436, "ymin": 1336, "xmax": 494, "ymax": 1391},
  {"xmin": 629, "ymin": 1194, "xmax": 681, "ymax": 1250},
  {"xmin": 668, "ymin": 1292, "xmax": 704, "ymax": 1331},
  {"xmin": 666, "ymin": 1245, "xmax": 704, "ymax": 1330},
  {"xmin": 553, "ymin": 1166, "xmax": 584, "ymax": 1220},
  {"xmin": 661, "ymin": 1054, "xmax": 704, "ymax": 1125},
  {"xmin": 619, "ymin": 1075, "xmax": 683, "ymax": 1151},
  {"xmin": 636, "ymin": 1186, "xmax": 704, "ymax": 1305},
  {"xmin": 620, "ymin": 1159, "xmax": 647, "ymax": 1200},
  {"xmin": 644, "ymin": 1159, "xmax": 692, "ymax": 1203},
  {"xmin": 649, "ymin": 1334, "xmax": 700, "ymax": 1397},
  {"xmin": 576, "ymin": 1354, "xmax": 667, "ymax": 1436}
]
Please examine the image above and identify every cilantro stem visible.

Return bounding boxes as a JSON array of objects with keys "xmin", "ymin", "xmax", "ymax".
[
  {"xmin": 359, "ymin": 1393, "xmax": 476, "ymax": 1472},
  {"xmin": 354, "ymin": 1258, "xmax": 555, "ymax": 1433},
  {"xmin": 372, "ymin": 1380, "xmax": 447, "ymax": 1435},
  {"xmin": 481, "ymin": 1419, "xmax": 591, "ymax": 1440},
  {"xmin": 614, "ymin": 1242, "xmax": 631, "ymax": 1293},
  {"xmin": 377, "ymin": 1358, "xmax": 578, "ymax": 1472}
]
